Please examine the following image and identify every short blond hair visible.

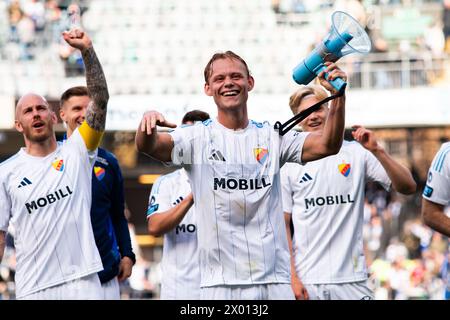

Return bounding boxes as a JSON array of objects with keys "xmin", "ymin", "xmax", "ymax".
[{"xmin": 289, "ymin": 85, "xmax": 328, "ymax": 115}]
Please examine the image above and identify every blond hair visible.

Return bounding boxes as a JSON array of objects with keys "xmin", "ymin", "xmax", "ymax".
[{"xmin": 288, "ymin": 85, "xmax": 328, "ymax": 115}]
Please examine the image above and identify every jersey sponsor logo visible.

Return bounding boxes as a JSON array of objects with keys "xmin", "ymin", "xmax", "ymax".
[
  {"xmin": 52, "ymin": 158, "xmax": 65, "ymax": 172},
  {"xmin": 94, "ymin": 166, "xmax": 106, "ymax": 181},
  {"xmin": 175, "ymin": 223, "xmax": 196, "ymax": 234},
  {"xmin": 25, "ymin": 186, "xmax": 73, "ymax": 214},
  {"xmin": 299, "ymin": 172, "xmax": 313, "ymax": 183},
  {"xmin": 305, "ymin": 194, "xmax": 355, "ymax": 209},
  {"xmin": 213, "ymin": 177, "xmax": 271, "ymax": 190},
  {"xmin": 209, "ymin": 149, "xmax": 226, "ymax": 162},
  {"xmin": 423, "ymin": 185, "xmax": 433, "ymax": 198},
  {"xmin": 338, "ymin": 162, "xmax": 351, "ymax": 177},
  {"xmin": 254, "ymin": 148, "xmax": 269, "ymax": 164},
  {"xmin": 17, "ymin": 177, "xmax": 32, "ymax": 188},
  {"xmin": 146, "ymin": 195, "xmax": 159, "ymax": 217}
]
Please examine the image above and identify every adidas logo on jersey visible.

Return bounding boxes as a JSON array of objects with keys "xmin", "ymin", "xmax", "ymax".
[
  {"xmin": 209, "ymin": 149, "xmax": 226, "ymax": 161},
  {"xmin": 172, "ymin": 196, "xmax": 184, "ymax": 206},
  {"xmin": 18, "ymin": 177, "xmax": 32, "ymax": 188},
  {"xmin": 299, "ymin": 173, "xmax": 313, "ymax": 183}
]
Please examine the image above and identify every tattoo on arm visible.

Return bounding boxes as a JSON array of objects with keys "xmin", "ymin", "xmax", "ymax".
[
  {"xmin": 0, "ymin": 231, "xmax": 5, "ymax": 262},
  {"xmin": 82, "ymin": 46, "xmax": 109, "ymax": 131}
]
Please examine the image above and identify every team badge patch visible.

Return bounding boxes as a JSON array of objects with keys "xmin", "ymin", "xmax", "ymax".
[
  {"xmin": 52, "ymin": 158, "xmax": 64, "ymax": 172},
  {"xmin": 423, "ymin": 185, "xmax": 433, "ymax": 198},
  {"xmin": 94, "ymin": 166, "xmax": 106, "ymax": 181},
  {"xmin": 338, "ymin": 162, "xmax": 351, "ymax": 177},
  {"xmin": 254, "ymin": 148, "xmax": 269, "ymax": 164},
  {"xmin": 147, "ymin": 196, "xmax": 159, "ymax": 217}
]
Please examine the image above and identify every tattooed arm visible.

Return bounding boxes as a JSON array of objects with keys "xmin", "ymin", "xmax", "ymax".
[{"xmin": 62, "ymin": 29, "xmax": 109, "ymax": 150}]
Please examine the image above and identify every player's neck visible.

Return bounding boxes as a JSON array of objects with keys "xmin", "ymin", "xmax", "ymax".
[
  {"xmin": 66, "ymin": 128, "xmax": 74, "ymax": 138},
  {"xmin": 24, "ymin": 136, "xmax": 58, "ymax": 157},
  {"xmin": 217, "ymin": 107, "xmax": 249, "ymax": 130}
]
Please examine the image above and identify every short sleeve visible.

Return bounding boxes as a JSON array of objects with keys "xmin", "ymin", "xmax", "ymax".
[
  {"xmin": 364, "ymin": 148, "xmax": 391, "ymax": 191},
  {"xmin": 280, "ymin": 165, "xmax": 294, "ymax": 214},
  {"xmin": 279, "ymin": 130, "xmax": 310, "ymax": 167},
  {"xmin": 168, "ymin": 125, "xmax": 197, "ymax": 167},
  {"xmin": 0, "ymin": 181, "xmax": 11, "ymax": 232},
  {"xmin": 146, "ymin": 175, "xmax": 173, "ymax": 218},
  {"xmin": 422, "ymin": 144, "xmax": 450, "ymax": 206}
]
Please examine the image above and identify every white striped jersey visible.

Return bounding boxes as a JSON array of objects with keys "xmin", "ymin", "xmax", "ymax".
[
  {"xmin": 169, "ymin": 118, "xmax": 309, "ymax": 287},
  {"xmin": 281, "ymin": 141, "xmax": 391, "ymax": 284},
  {"xmin": 0, "ymin": 129, "xmax": 103, "ymax": 298},
  {"xmin": 147, "ymin": 168, "xmax": 200, "ymax": 299},
  {"xmin": 423, "ymin": 142, "xmax": 450, "ymax": 206}
]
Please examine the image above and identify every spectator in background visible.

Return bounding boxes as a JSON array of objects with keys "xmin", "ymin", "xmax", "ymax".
[
  {"xmin": 59, "ymin": 3, "xmax": 85, "ymax": 76},
  {"xmin": 7, "ymin": 0, "xmax": 22, "ymax": 43},
  {"xmin": 17, "ymin": 13, "xmax": 35, "ymax": 60},
  {"xmin": 443, "ymin": 0, "xmax": 450, "ymax": 53},
  {"xmin": 146, "ymin": 110, "xmax": 210, "ymax": 300}
]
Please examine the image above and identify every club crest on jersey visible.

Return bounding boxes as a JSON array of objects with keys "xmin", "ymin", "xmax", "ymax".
[
  {"xmin": 338, "ymin": 162, "xmax": 351, "ymax": 177},
  {"xmin": 94, "ymin": 166, "xmax": 106, "ymax": 181},
  {"xmin": 254, "ymin": 148, "xmax": 268, "ymax": 164},
  {"xmin": 52, "ymin": 158, "xmax": 64, "ymax": 172}
]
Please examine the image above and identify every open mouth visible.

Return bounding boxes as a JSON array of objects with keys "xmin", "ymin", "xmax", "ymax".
[
  {"xmin": 32, "ymin": 121, "xmax": 45, "ymax": 129},
  {"xmin": 221, "ymin": 90, "xmax": 239, "ymax": 97}
]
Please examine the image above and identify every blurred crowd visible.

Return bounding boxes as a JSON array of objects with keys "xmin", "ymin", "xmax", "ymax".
[
  {"xmin": 4, "ymin": 0, "xmax": 87, "ymax": 75},
  {"xmin": 363, "ymin": 184, "xmax": 450, "ymax": 300}
]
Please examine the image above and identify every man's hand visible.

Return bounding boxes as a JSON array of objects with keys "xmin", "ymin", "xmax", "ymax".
[
  {"xmin": 292, "ymin": 277, "xmax": 309, "ymax": 300},
  {"xmin": 118, "ymin": 256, "xmax": 134, "ymax": 282},
  {"xmin": 62, "ymin": 28, "xmax": 92, "ymax": 52},
  {"xmin": 351, "ymin": 125, "xmax": 379, "ymax": 153},
  {"xmin": 140, "ymin": 111, "xmax": 177, "ymax": 135},
  {"xmin": 317, "ymin": 62, "xmax": 347, "ymax": 94}
]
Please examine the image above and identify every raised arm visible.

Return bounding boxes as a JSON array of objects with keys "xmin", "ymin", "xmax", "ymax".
[
  {"xmin": 62, "ymin": 29, "xmax": 109, "ymax": 150},
  {"xmin": 352, "ymin": 125, "xmax": 416, "ymax": 195},
  {"xmin": 135, "ymin": 110, "xmax": 176, "ymax": 162},
  {"xmin": 0, "ymin": 231, "xmax": 5, "ymax": 263},
  {"xmin": 301, "ymin": 62, "xmax": 346, "ymax": 162}
]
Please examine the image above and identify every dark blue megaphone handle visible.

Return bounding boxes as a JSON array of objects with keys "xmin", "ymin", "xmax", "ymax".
[{"xmin": 314, "ymin": 64, "xmax": 347, "ymax": 93}]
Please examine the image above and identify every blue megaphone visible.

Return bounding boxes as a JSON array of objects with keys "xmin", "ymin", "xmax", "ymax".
[{"xmin": 293, "ymin": 11, "xmax": 371, "ymax": 92}]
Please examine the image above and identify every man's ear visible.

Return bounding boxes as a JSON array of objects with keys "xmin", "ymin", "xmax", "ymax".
[
  {"xmin": 51, "ymin": 111, "xmax": 58, "ymax": 125},
  {"xmin": 59, "ymin": 107, "xmax": 66, "ymax": 122},
  {"xmin": 204, "ymin": 82, "xmax": 213, "ymax": 96},
  {"xmin": 15, "ymin": 119, "xmax": 23, "ymax": 133},
  {"xmin": 247, "ymin": 76, "xmax": 255, "ymax": 92}
]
